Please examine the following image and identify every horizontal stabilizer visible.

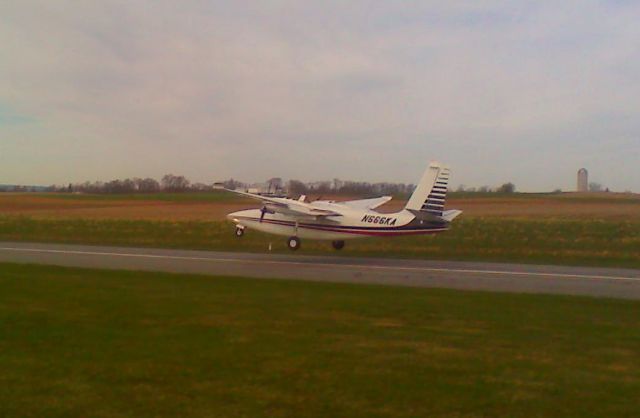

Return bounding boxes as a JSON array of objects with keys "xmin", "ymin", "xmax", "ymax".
[{"xmin": 441, "ymin": 209, "xmax": 462, "ymax": 222}]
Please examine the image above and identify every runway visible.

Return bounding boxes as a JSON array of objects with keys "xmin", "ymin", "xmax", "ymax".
[{"xmin": 1, "ymin": 241, "xmax": 640, "ymax": 300}]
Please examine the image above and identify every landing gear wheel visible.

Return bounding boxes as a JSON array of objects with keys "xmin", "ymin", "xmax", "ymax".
[
  {"xmin": 235, "ymin": 227, "xmax": 245, "ymax": 237},
  {"xmin": 287, "ymin": 236, "xmax": 301, "ymax": 251},
  {"xmin": 332, "ymin": 240, "xmax": 345, "ymax": 250}
]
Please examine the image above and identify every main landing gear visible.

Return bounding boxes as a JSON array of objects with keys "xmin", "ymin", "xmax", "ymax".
[
  {"xmin": 287, "ymin": 236, "xmax": 301, "ymax": 251},
  {"xmin": 286, "ymin": 238, "xmax": 344, "ymax": 251},
  {"xmin": 235, "ymin": 226, "xmax": 342, "ymax": 252}
]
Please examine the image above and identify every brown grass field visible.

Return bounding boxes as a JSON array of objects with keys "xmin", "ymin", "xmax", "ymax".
[
  {"xmin": 0, "ymin": 195, "xmax": 242, "ymax": 221},
  {"xmin": 1, "ymin": 192, "xmax": 639, "ymax": 221}
]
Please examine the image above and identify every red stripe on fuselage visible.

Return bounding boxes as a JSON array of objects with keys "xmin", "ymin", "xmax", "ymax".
[{"xmin": 234, "ymin": 217, "xmax": 448, "ymax": 236}]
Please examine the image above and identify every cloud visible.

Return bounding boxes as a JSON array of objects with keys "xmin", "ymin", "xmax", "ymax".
[
  {"xmin": 0, "ymin": 0, "xmax": 639, "ymax": 191},
  {"xmin": 0, "ymin": 103, "xmax": 36, "ymax": 125}
]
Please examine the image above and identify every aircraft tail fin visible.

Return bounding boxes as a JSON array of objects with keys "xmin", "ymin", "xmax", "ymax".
[{"xmin": 405, "ymin": 162, "xmax": 450, "ymax": 217}]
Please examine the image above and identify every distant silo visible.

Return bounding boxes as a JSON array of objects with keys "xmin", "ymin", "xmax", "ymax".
[{"xmin": 577, "ymin": 168, "xmax": 588, "ymax": 192}]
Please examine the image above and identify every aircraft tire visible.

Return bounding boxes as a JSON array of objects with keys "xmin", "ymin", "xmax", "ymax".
[
  {"xmin": 235, "ymin": 227, "xmax": 245, "ymax": 237},
  {"xmin": 331, "ymin": 240, "xmax": 345, "ymax": 250},
  {"xmin": 287, "ymin": 236, "xmax": 301, "ymax": 251}
]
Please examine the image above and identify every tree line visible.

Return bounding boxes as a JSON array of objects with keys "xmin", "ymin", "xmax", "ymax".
[
  {"xmin": 49, "ymin": 174, "xmax": 210, "ymax": 194},
  {"xmin": 17, "ymin": 175, "xmax": 521, "ymax": 196},
  {"xmin": 456, "ymin": 183, "xmax": 517, "ymax": 193},
  {"xmin": 46, "ymin": 175, "xmax": 420, "ymax": 196},
  {"xmin": 287, "ymin": 180, "xmax": 416, "ymax": 197}
]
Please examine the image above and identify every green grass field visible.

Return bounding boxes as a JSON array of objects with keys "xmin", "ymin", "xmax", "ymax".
[
  {"xmin": 1, "ymin": 263, "xmax": 639, "ymax": 417},
  {"xmin": 1, "ymin": 216, "xmax": 639, "ymax": 268}
]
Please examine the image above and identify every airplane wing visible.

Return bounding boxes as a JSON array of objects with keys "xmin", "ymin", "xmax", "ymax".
[
  {"xmin": 340, "ymin": 196, "xmax": 392, "ymax": 210},
  {"xmin": 226, "ymin": 189, "xmax": 341, "ymax": 218}
]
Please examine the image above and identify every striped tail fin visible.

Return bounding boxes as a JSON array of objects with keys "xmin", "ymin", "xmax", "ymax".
[{"xmin": 405, "ymin": 162, "xmax": 450, "ymax": 216}]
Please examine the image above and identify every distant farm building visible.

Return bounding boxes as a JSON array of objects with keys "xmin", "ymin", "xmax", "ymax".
[{"xmin": 577, "ymin": 168, "xmax": 588, "ymax": 192}]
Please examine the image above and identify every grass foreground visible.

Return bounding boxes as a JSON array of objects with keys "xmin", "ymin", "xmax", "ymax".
[
  {"xmin": 1, "ymin": 216, "xmax": 639, "ymax": 268},
  {"xmin": 1, "ymin": 263, "xmax": 640, "ymax": 417}
]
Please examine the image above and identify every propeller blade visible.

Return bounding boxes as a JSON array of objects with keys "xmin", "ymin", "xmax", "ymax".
[{"xmin": 260, "ymin": 206, "xmax": 266, "ymax": 222}]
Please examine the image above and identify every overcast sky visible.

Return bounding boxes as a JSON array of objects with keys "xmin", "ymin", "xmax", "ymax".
[{"xmin": 1, "ymin": 1, "xmax": 639, "ymax": 191}]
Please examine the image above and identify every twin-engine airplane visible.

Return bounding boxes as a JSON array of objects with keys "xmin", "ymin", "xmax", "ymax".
[{"xmin": 226, "ymin": 162, "xmax": 462, "ymax": 251}]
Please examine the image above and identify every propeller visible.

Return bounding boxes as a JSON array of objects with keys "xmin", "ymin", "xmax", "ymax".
[{"xmin": 260, "ymin": 206, "xmax": 267, "ymax": 222}]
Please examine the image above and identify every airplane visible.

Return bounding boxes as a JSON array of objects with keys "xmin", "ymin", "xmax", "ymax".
[{"xmin": 226, "ymin": 161, "xmax": 462, "ymax": 251}]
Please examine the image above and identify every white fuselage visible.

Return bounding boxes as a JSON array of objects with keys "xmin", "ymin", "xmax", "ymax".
[{"xmin": 227, "ymin": 200, "xmax": 448, "ymax": 240}]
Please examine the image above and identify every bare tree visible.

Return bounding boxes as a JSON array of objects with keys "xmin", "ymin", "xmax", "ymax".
[
  {"xmin": 103, "ymin": 179, "xmax": 136, "ymax": 193},
  {"xmin": 161, "ymin": 174, "xmax": 190, "ymax": 192},
  {"xmin": 136, "ymin": 178, "xmax": 160, "ymax": 193},
  {"xmin": 288, "ymin": 180, "xmax": 308, "ymax": 195},
  {"xmin": 497, "ymin": 182, "xmax": 516, "ymax": 193},
  {"xmin": 266, "ymin": 177, "xmax": 283, "ymax": 193},
  {"xmin": 221, "ymin": 178, "xmax": 245, "ymax": 190},
  {"xmin": 191, "ymin": 182, "xmax": 213, "ymax": 191}
]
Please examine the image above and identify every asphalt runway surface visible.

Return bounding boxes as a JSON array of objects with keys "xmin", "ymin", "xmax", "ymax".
[{"xmin": 1, "ymin": 241, "xmax": 640, "ymax": 300}]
